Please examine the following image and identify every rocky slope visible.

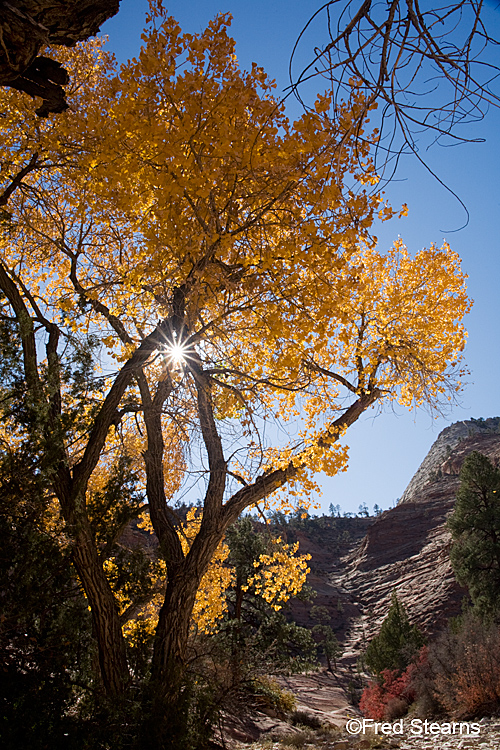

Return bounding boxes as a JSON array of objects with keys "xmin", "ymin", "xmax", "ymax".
[
  {"xmin": 277, "ymin": 419, "xmax": 500, "ymax": 664},
  {"xmin": 281, "ymin": 419, "xmax": 500, "ymax": 666},
  {"xmin": 330, "ymin": 418, "xmax": 500, "ymax": 654},
  {"xmin": 278, "ymin": 420, "xmax": 500, "ymax": 690},
  {"xmin": 224, "ymin": 418, "xmax": 500, "ymax": 744},
  {"xmin": 399, "ymin": 417, "xmax": 500, "ymax": 504},
  {"xmin": 225, "ymin": 419, "xmax": 500, "ymax": 742}
]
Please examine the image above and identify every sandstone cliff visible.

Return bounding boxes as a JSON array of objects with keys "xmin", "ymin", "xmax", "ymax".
[
  {"xmin": 287, "ymin": 418, "xmax": 500, "ymax": 663},
  {"xmin": 337, "ymin": 419, "xmax": 500, "ymax": 656},
  {"xmin": 250, "ymin": 420, "xmax": 500, "ymax": 733},
  {"xmin": 399, "ymin": 417, "xmax": 500, "ymax": 504}
]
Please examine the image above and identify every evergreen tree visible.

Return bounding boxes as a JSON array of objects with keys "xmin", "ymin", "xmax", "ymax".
[
  {"xmin": 0, "ymin": 434, "xmax": 94, "ymax": 748},
  {"xmin": 310, "ymin": 606, "xmax": 342, "ymax": 671},
  {"xmin": 0, "ymin": 309, "xmax": 147, "ymax": 748},
  {"xmin": 363, "ymin": 591, "xmax": 424, "ymax": 675},
  {"xmin": 448, "ymin": 451, "xmax": 500, "ymax": 616}
]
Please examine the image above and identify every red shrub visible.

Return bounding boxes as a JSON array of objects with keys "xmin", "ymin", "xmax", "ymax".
[
  {"xmin": 432, "ymin": 625, "xmax": 500, "ymax": 716},
  {"xmin": 360, "ymin": 648, "xmax": 427, "ymax": 720},
  {"xmin": 359, "ymin": 678, "xmax": 387, "ymax": 720}
]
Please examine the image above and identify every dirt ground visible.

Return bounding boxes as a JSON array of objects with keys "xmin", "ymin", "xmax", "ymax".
[{"xmin": 218, "ymin": 669, "xmax": 500, "ymax": 750}]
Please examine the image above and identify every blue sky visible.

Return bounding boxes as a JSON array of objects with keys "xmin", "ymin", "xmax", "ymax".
[{"xmin": 100, "ymin": 1, "xmax": 500, "ymax": 515}]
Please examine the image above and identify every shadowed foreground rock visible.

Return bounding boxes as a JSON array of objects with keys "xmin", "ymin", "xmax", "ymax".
[{"xmin": 0, "ymin": 0, "xmax": 120, "ymax": 114}]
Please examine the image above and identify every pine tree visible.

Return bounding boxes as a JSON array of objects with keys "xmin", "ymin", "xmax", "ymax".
[
  {"xmin": 448, "ymin": 451, "xmax": 500, "ymax": 616},
  {"xmin": 310, "ymin": 605, "xmax": 342, "ymax": 671},
  {"xmin": 364, "ymin": 591, "xmax": 424, "ymax": 675}
]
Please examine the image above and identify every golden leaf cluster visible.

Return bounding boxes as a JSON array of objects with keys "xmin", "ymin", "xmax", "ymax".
[{"xmin": 243, "ymin": 537, "xmax": 311, "ymax": 611}]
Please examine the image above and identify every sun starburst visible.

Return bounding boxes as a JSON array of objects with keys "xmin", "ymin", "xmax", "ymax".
[{"xmin": 167, "ymin": 342, "xmax": 188, "ymax": 366}]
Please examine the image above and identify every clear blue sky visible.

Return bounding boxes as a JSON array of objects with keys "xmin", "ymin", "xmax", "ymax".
[{"xmin": 100, "ymin": 1, "xmax": 500, "ymax": 515}]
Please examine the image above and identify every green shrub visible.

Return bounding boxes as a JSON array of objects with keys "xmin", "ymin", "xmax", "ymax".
[{"xmin": 249, "ymin": 676, "xmax": 296, "ymax": 713}]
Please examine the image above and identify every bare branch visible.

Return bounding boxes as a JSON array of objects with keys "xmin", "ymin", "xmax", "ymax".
[
  {"xmin": 290, "ymin": 0, "xmax": 500, "ymax": 189},
  {"xmin": 188, "ymin": 358, "xmax": 227, "ymax": 520},
  {"xmin": 72, "ymin": 318, "xmax": 174, "ymax": 498}
]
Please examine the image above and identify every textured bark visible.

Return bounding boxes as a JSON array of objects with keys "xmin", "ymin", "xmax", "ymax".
[
  {"xmin": 151, "ymin": 567, "xmax": 200, "ymax": 687},
  {"xmin": 8, "ymin": 56, "xmax": 70, "ymax": 115},
  {"xmin": 137, "ymin": 370, "xmax": 183, "ymax": 566},
  {"xmin": 147, "ymin": 376, "xmax": 381, "ymax": 715},
  {"xmin": 151, "ymin": 511, "xmax": 228, "ymax": 685},
  {"xmin": 0, "ymin": 0, "xmax": 120, "ymax": 114},
  {"xmin": 71, "ymin": 522, "xmax": 130, "ymax": 696},
  {"xmin": 145, "ymin": 562, "xmax": 205, "ymax": 749},
  {"xmin": 0, "ymin": 258, "xmax": 135, "ymax": 695}
]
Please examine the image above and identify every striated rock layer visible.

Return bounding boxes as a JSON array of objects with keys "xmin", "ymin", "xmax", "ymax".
[
  {"xmin": 399, "ymin": 417, "xmax": 500, "ymax": 504},
  {"xmin": 335, "ymin": 420, "xmax": 500, "ymax": 656},
  {"xmin": 285, "ymin": 419, "xmax": 500, "ymax": 669}
]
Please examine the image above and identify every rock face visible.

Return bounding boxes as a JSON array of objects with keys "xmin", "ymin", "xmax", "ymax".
[
  {"xmin": 0, "ymin": 0, "xmax": 120, "ymax": 114},
  {"xmin": 336, "ymin": 419, "xmax": 500, "ymax": 656},
  {"xmin": 399, "ymin": 417, "xmax": 500, "ymax": 504},
  {"xmin": 288, "ymin": 419, "xmax": 500, "ymax": 667},
  {"xmin": 239, "ymin": 418, "xmax": 500, "ymax": 736}
]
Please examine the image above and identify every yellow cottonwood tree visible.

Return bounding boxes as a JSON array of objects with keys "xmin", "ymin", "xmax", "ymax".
[
  {"xmin": 0, "ymin": 1, "xmax": 470, "ymax": 741},
  {"xmin": 243, "ymin": 537, "xmax": 311, "ymax": 611}
]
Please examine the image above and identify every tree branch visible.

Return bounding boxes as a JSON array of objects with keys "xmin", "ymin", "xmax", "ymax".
[
  {"xmin": 68, "ymin": 252, "xmax": 134, "ymax": 346},
  {"xmin": 188, "ymin": 358, "xmax": 227, "ymax": 521},
  {"xmin": 222, "ymin": 389, "xmax": 380, "ymax": 526},
  {"xmin": 303, "ymin": 359, "xmax": 358, "ymax": 394},
  {"xmin": 71, "ymin": 318, "xmax": 172, "ymax": 498},
  {"xmin": 0, "ymin": 152, "xmax": 40, "ymax": 207},
  {"xmin": 136, "ymin": 368, "xmax": 183, "ymax": 566},
  {"xmin": 0, "ymin": 260, "xmax": 41, "ymax": 398}
]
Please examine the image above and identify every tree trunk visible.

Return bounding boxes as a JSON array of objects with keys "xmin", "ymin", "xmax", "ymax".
[
  {"xmin": 151, "ymin": 565, "xmax": 200, "ymax": 688},
  {"xmin": 71, "ymin": 525, "xmax": 130, "ymax": 696},
  {"xmin": 146, "ymin": 519, "xmax": 227, "ymax": 747},
  {"xmin": 144, "ymin": 563, "xmax": 202, "ymax": 748}
]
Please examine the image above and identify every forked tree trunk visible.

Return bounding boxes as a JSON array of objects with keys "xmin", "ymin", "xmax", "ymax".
[
  {"xmin": 145, "ymin": 522, "xmax": 226, "ymax": 748},
  {"xmin": 151, "ymin": 515, "xmax": 227, "ymax": 687}
]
